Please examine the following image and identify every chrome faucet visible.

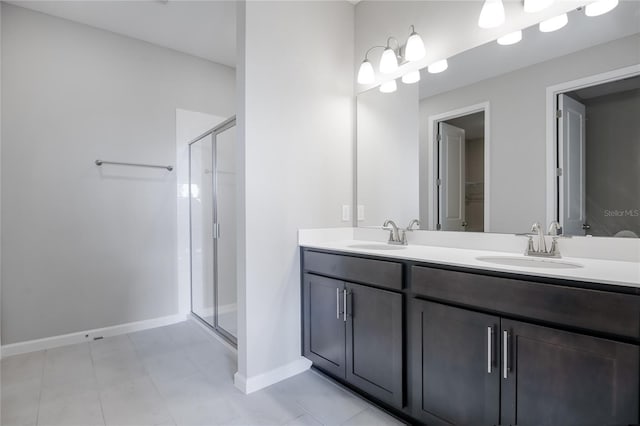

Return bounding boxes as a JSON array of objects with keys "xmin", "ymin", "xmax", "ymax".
[
  {"xmin": 383, "ymin": 219, "xmax": 406, "ymax": 245},
  {"xmin": 524, "ymin": 221, "xmax": 562, "ymax": 258},
  {"xmin": 406, "ymin": 219, "xmax": 420, "ymax": 231}
]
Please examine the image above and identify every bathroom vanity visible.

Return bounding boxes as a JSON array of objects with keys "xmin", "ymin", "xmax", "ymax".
[{"xmin": 299, "ymin": 237, "xmax": 640, "ymax": 425}]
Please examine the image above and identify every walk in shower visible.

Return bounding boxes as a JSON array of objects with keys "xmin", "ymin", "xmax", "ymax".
[{"xmin": 189, "ymin": 117, "xmax": 237, "ymax": 344}]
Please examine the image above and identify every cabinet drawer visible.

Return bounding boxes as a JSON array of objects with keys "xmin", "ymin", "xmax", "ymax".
[
  {"xmin": 412, "ymin": 265, "xmax": 640, "ymax": 340},
  {"xmin": 303, "ymin": 250, "xmax": 402, "ymax": 290}
]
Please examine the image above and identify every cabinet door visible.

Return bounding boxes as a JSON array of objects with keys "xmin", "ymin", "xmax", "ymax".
[
  {"xmin": 303, "ymin": 274, "xmax": 345, "ymax": 378},
  {"xmin": 501, "ymin": 319, "xmax": 639, "ymax": 426},
  {"xmin": 345, "ymin": 282, "xmax": 403, "ymax": 409},
  {"xmin": 411, "ymin": 299, "xmax": 500, "ymax": 425}
]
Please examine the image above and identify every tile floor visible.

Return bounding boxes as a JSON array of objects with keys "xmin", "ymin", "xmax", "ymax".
[{"xmin": 1, "ymin": 320, "xmax": 405, "ymax": 426}]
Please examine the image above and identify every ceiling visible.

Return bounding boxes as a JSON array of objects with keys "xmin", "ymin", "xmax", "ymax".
[
  {"xmin": 7, "ymin": 0, "xmax": 237, "ymax": 67},
  {"xmin": 570, "ymin": 75, "xmax": 640, "ymax": 101},
  {"xmin": 446, "ymin": 111, "xmax": 485, "ymax": 140}
]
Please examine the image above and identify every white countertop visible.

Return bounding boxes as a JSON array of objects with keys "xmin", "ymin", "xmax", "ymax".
[{"xmin": 300, "ymin": 239, "xmax": 640, "ymax": 290}]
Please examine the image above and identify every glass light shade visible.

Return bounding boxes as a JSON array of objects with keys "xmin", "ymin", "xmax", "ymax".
[
  {"xmin": 405, "ymin": 32, "xmax": 426, "ymax": 62},
  {"xmin": 497, "ymin": 30, "xmax": 523, "ymax": 45},
  {"xmin": 478, "ymin": 0, "xmax": 505, "ymax": 29},
  {"xmin": 401, "ymin": 70, "xmax": 421, "ymax": 84},
  {"xmin": 379, "ymin": 80, "xmax": 397, "ymax": 93},
  {"xmin": 379, "ymin": 47, "xmax": 399, "ymax": 74},
  {"xmin": 585, "ymin": 0, "xmax": 618, "ymax": 17},
  {"xmin": 428, "ymin": 59, "xmax": 448, "ymax": 74},
  {"xmin": 539, "ymin": 13, "xmax": 568, "ymax": 32},
  {"xmin": 524, "ymin": 0, "xmax": 554, "ymax": 13},
  {"xmin": 357, "ymin": 60, "xmax": 375, "ymax": 84}
]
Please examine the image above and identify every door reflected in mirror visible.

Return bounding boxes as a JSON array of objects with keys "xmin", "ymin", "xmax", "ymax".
[
  {"xmin": 556, "ymin": 75, "xmax": 640, "ymax": 237},
  {"xmin": 436, "ymin": 112, "xmax": 485, "ymax": 232}
]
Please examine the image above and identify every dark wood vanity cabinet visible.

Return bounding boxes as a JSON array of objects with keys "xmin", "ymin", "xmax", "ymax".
[
  {"xmin": 302, "ymin": 251, "xmax": 404, "ymax": 409},
  {"xmin": 411, "ymin": 265, "xmax": 640, "ymax": 426},
  {"xmin": 301, "ymin": 248, "xmax": 640, "ymax": 425},
  {"xmin": 411, "ymin": 299, "xmax": 501, "ymax": 425},
  {"xmin": 412, "ymin": 298, "xmax": 639, "ymax": 426}
]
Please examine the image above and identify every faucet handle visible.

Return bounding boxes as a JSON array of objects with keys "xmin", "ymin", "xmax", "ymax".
[
  {"xmin": 406, "ymin": 219, "xmax": 420, "ymax": 231},
  {"xmin": 548, "ymin": 221, "xmax": 562, "ymax": 236},
  {"xmin": 531, "ymin": 222, "xmax": 542, "ymax": 233}
]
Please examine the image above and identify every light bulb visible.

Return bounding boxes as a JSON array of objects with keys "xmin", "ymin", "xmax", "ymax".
[
  {"xmin": 585, "ymin": 0, "xmax": 618, "ymax": 17},
  {"xmin": 497, "ymin": 30, "xmax": 522, "ymax": 45},
  {"xmin": 524, "ymin": 0, "xmax": 554, "ymax": 13},
  {"xmin": 405, "ymin": 31, "xmax": 426, "ymax": 62},
  {"xmin": 402, "ymin": 70, "xmax": 421, "ymax": 84},
  {"xmin": 428, "ymin": 59, "xmax": 448, "ymax": 74},
  {"xmin": 539, "ymin": 13, "xmax": 568, "ymax": 32},
  {"xmin": 478, "ymin": 0, "xmax": 505, "ymax": 29},
  {"xmin": 357, "ymin": 60, "xmax": 375, "ymax": 85},
  {"xmin": 379, "ymin": 80, "xmax": 397, "ymax": 93},
  {"xmin": 379, "ymin": 47, "xmax": 399, "ymax": 74}
]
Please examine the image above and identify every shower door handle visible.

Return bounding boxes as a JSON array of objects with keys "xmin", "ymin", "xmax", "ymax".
[{"xmin": 213, "ymin": 223, "xmax": 220, "ymax": 239}]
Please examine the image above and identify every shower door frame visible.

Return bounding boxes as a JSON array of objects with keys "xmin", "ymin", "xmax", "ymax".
[{"xmin": 188, "ymin": 116, "xmax": 237, "ymax": 346}]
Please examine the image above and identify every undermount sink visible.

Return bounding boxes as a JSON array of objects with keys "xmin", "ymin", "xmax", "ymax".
[
  {"xmin": 476, "ymin": 256, "xmax": 583, "ymax": 269},
  {"xmin": 348, "ymin": 243, "xmax": 407, "ymax": 251}
]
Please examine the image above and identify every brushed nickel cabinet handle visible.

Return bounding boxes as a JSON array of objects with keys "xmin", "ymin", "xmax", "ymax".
[
  {"xmin": 336, "ymin": 288, "xmax": 340, "ymax": 320},
  {"xmin": 503, "ymin": 330, "xmax": 508, "ymax": 379},
  {"xmin": 487, "ymin": 326, "xmax": 492, "ymax": 374},
  {"xmin": 343, "ymin": 289, "xmax": 347, "ymax": 322}
]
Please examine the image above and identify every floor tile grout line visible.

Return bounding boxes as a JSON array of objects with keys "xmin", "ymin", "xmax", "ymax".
[
  {"xmin": 34, "ymin": 349, "xmax": 47, "ymax": 426},
  {"xmin": 88, "ymin": 340, "xmax": 108, "ymax": 426},
  {"xmin": 126, "ymin": 330, "xmax": 179, "ymax": 426}
]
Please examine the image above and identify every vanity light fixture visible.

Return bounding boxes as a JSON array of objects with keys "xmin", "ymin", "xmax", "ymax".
[
  {"xmin": 585, "ymin": 0, "xmax": 618, "ymax": 17},
  {"xmin": 379, "ymin": 79, "xmax": 398, "ymax": 93},
  {"xmin": 405, "ymin": 25, "xmax": 426, "ymax": 62},
  {"xmin": 523, "ymin": 0, "xmax": 554, "ymax": 13},
  {"xmin": 539, "ymin": 13, "xmax": 568, "ymax": 32},
  {"xmin": 428, "ymin": 59, "xmax": 448, "ymax": 74},
  {"xmin": 357, "ymin": 59, "xmax": 376, "ymax": 85},
  {"xmin": 380, "ymin": 38, "xmax": 401, "ymax": 74},
  {"xmin": 497, "ymin": 30, "xmax": 523, "ymax": 45},
  {"xmin": 357, "ymin": 25, "xmax": 425, "ymax": 85},
  {"xmin": 478, "ymin": 0, "xmax": 506, "ymax": 29},
  {"xmin": 401, "ymin": 70, "xmax": 421, "ymax": 84}
]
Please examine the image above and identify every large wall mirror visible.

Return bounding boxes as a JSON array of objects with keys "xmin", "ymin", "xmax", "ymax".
[{"xmin": 356, "ymin": 2, "xmax": 640, "ymax": 237}]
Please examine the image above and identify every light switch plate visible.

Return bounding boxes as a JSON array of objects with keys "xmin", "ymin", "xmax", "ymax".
[
  {"xmin": 342, "ymin": 205, "xmax": 351, "ymax": 222},
  {"xmin": 357, "ymin": 205, "xmax": 365, "ymax": 221}
]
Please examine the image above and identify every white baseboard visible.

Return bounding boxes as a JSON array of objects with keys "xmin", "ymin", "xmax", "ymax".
[
  {"xmin": 234, "ymin": 356, "xmax": 312, "ymax": 394},
  {"xmin": 1, "ymin": 313, "xmax": 188, "ymax": 358}
]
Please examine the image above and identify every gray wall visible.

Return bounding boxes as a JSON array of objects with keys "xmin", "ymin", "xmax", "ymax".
[
  {"xmin": 1, "ymin": 4, "xmax": 235, "ymax": 344},
  {"xmin": 419, "ymin": 34, "xmax": 640, "ymax": 234},
  {"xmin": 584, "ymin": 89, "xmax": 640, "ymax": 237},
  {"xmin": 357, "ymin": 83, "xmax": 419, "ymax": 227}
]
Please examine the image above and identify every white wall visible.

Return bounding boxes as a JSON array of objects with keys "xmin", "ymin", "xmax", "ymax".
[
  {"xmin": 236, "ymin": 0, "xmax": 354, "ymax": 391},
  {"xmin": 1, "ymin": 4, "xmax": 235, "ymax": 344},
  {"xmin": 357, "ymin": 83, "xmax": 419, "ymax": 227},
  {"xmin": 419, "ymin": 34, "xmax": 640, "ymax": 234}
]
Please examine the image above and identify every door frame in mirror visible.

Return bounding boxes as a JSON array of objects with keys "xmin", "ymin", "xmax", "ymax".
[
  {"xmin": 545, "ymin": 64, "xmax": 640, "ymax": 232},
  {"xmin": 426, "ymin": 102, "xmax": 491, "ymax": 232}
]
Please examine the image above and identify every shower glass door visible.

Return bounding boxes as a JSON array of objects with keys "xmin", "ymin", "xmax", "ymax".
[{"xmin": 189, "ymin": 118, "xmax": 237, "ymax": 344}]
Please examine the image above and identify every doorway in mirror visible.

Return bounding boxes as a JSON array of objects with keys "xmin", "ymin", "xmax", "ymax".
[
  {"xmin": 553, "ymin": 71, "xmax": 640, "ymax": 238},
  {"xmin": 429, "ymin": 105, "xmax": 489, "ymax": 233}
]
